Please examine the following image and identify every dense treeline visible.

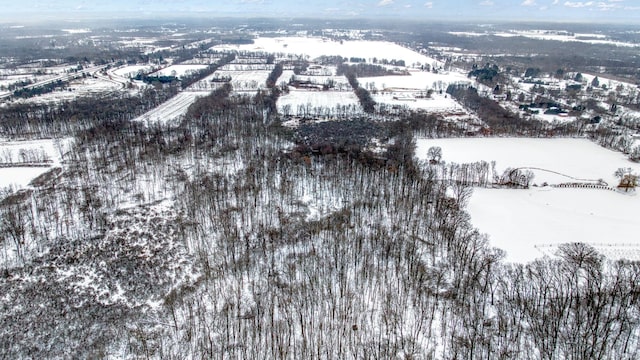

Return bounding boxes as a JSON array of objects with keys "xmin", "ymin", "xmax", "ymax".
[
  {"xmin": 293, "ymin": 119, "xmax": 388, "ymax": 157},
  {"xmin": 337, "ymin": 63, "xmax": 398, "ymax": 77},
  {"xmin": 0, "ymin": 87, "xmax": 178, "ymax": 138},
  {"xmin": 394, "ymin": 26, "xmax": 640, "ymax": 80},
  {"xmin": 135, "ymin": 74, "xmax": 178, "ymax": 84},
  {"xmin": 136, "ymin": 53, "xmax": 236, "ymax": 89},
  {"xmin": 180, "ymin": 53, "xmax": 236, "ymax": 90},
  {"xmin": 184, "ymin": 83, "xmax": 234, "ymax": 119},
  {"xmin": 345, "ymin": 72, "xmax": 376, "ymax": 113},
  {"xmin": 266, "ymin": 62, "xmax": 284, "ymax": 88},
  {"xmin": 12, "ymin": 79, "xmax": 70, "ymax": 99},
  {"xmin": 468, "ymin": 64, "xmax": 501, "ymax": 86}
]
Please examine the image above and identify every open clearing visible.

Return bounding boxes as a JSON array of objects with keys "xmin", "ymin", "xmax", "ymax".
[
  {"xmin": 14, "ymin": 77, "xmax": 122, "ymax": 105},
  {"xmin": 151, "ymin": 64, "xmax": 208, "ymax": 78},
  {"xmin": 359, "ymin": 71, "xmax": 469, "ymax": 92},
  {"xmin": 374, "ymin": 92, "xmax": 466, "ymax": 113},
  {"xmin": 416, "ymin": 137, "xmax": 640, "ymax": 186},
  {"xmin": 416, "ymin": 137, "xmax": 640, "ymax": 263},
  {"xmin": 133, "ymin": 91, "xmax": 207, "ymax": 125},
  {"xmin": 213, "ymin": 36, "xmax": 441, "ymax": 67},
  {"xmin": 0, "ymin": 139, "xmax": 67, "ymax": 190},
  {"xmin": 468, "ymin": 188, "xmax": 640, "ymax": 263},
  {"xmin": 111, "ymin": 65, "xmax": 155, "ymax": 78},
  {"xmin": 278, "ymin": 89, "xmax": 360, "ymax": 116},
  {"xmin": 357, "ymin": 72, "xmax": 470, "ymax": 113},
  {"xmin": 214, "ymin": 70, "xmax": 271, "ymax": 92}
]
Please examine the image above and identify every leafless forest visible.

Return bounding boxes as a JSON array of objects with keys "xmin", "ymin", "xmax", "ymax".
[{"xmin": 1, "ymin": 19, "xmax": 640, "ymax": 359}]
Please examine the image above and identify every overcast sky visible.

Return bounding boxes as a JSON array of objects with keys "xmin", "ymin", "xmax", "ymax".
[{"xmin": 2, "ymin": 0, "xmax": 639, "ymax": 23}]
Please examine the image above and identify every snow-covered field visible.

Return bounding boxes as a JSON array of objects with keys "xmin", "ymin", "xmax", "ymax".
[
  {"xmin": 14, "ymin": 77, "xmax": 121, "ymax": 105},
  {"xmin": 0, "ymin": 139, "xmax": 67, "ymax": 190},
  {"xmin": 134, "ymin": 91, "xmax": 207, "ymax": 125},
  {"xmin": 181, "ymin": 56, "xmax": 221, "ymax": 65},
  {"xmin": 0, "ymin": 75, "xmax": 33, "ymax": 88},
  {"xmin": 359, "ymin": 71, "xmax": 469, "ymax": 92},
  {"xmin": 277, "ymin": 69, "xmax": 295, "ymax": 85},
  {"xmin": 345, "ymin": 71, "xmax": 471, "ymax": 113},
  {"xmin": 579, "ymin": 72, "xmax": 637, "ymax": 96},
  {"xmin": 530, "ymin": 112, "xmax": 577, "ymax": 124},
  {"xmin": 214, "ymin": 70, "xmax": 271, "ymax": 92},
  {"xmin": 468, "ymin": 187, "xmax": 640, "ymax": 263},
  {"xmin": 219, "ymin": 63, "xmax": 275, "ymax": 71},
  {"xmin": 213, "ymin": 36, "xmax": 441, "ymax": 68},
  {"xmin": 417, "ymin": 137, "xmax": 639, "ymax": 186},
  {"xmin": 151, "ymin": 64, "xmax": 208, "ymax": 78},
  {"xmin": 374, "ymin": 92, "xmax": 465, "ymax": 113},
  {"xmin": 111, "ymin": 65, "xmax": 155, "ymax": 78},
  {"xmin": 278, "ymin": 89, "xmax": 360, "ymax": 116},
  {"xmin": 416, "ymin": 137, "xmax": 640, "ymax": 263},
  {"xmin": 0, "ymin": 64, "xmax": 81, "ymax": 89},
  {"xmin": 289, "ymin": 74, "xmax": 352, "ymax": 91}
]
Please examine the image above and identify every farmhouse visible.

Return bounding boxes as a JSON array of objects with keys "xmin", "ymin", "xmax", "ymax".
[{"xmin": 617, "ymin": 174, "xmax": 638, "ymax": 191}]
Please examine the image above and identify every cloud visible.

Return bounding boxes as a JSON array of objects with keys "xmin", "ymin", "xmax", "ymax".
[
  {"xmin": 553, "ymin": 0, "xmax": 559, "ymax": 3},
  {"xmin": 560, "ymin": 0, "xmax": 622, "ymax": 10},
  {"xmin": 424, "ymin": 1, "xmax": 433, "ymax": 8},
  {"xmin": 480, "ymin": 0, "xmax": 494, "ymax": 5},
  {"xmin": 597, "ymin": 2, "xmax": 615, "ymax": 10},
  {"xmin": 377, "ymin": 0, "xmax": 394, "ymax": 6},
  {"xmin": 563, "ymin": 1, "xmax": 594, "ymax": 7},
  {"xmin": 522, "ymin": 0, "xmax": 536, "ymax": 5}
]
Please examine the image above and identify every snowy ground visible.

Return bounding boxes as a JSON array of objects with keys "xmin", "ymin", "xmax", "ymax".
[
  {"xmin": 133, "ymin": 91, "xmax": 207, "ymax": 125},
  {"xmin": 374, "ymin": 92, "xmax": 465, "ymax": 113},
  {"xmin": 289, "ymin": 74, "xmax": 352, "ymax": 91},
  {"xmin": 0, "ymin": 138, "xmax": 68, "ymax": 190},
  {"xmin": 416, "ymin": 137, "xmax": 640, "ymax": 186},
  {"xmin": 531, "ymin": 112, "xmax": 577, "ymax": 124},
  {"xmin": 13, "ymin": 77, "xmax": 122, "ymax": 105},
  {"xmin": 219, "ymin": 63, "xmax": 275, "ymax": 71},
  {"xmin": 354, "ymin": 71, "xmax": 471, "ymax": 113},
  {"xmin": 503, "ymin": 100, "xmax": 578, "ymax": 124},
  {"xmin": 151, "ymin": 64, "xmax": 208, "ymax": 78},
  {"xmin": 0, "ymin": 75, "xmax": 34, "ymax": 89},
  {"xmin": 359, "ymin": 71, "xmax": 469, "ymax": 92},
  {"xmin": 278, "ymin": 89, "xmax": 360, "ymax": 117},
  {"xmin": 213, "ymin": 70, "xmax": 271, "ymax": 92},
  {"xmin": 416, "ymin": 137, "xmax": 640, "ymax": 263},
  {"xmin": 277, "ymin": 69, "xmax": 296, "ymax": 85},
  {"xmin": 213, "ymin": 37, "xmax": 442, "ymax": 68},
  {"xmin": 181, "ymin": 56, "xmax": 221, "ymax": 65},
  {"xmin": 579, "ymin": 72, "xmax": 638, "ymax": 97},
  {"xmin": 111, "ymin": 65, "xmax": 155, "ymax": 78},
  {"xmin": 468, "ymin": 187, "xmax": 640, "ymax": 263},
  {"xmin": 0, "ymin": 64, "xmax": 86, "ymax": 93}
]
